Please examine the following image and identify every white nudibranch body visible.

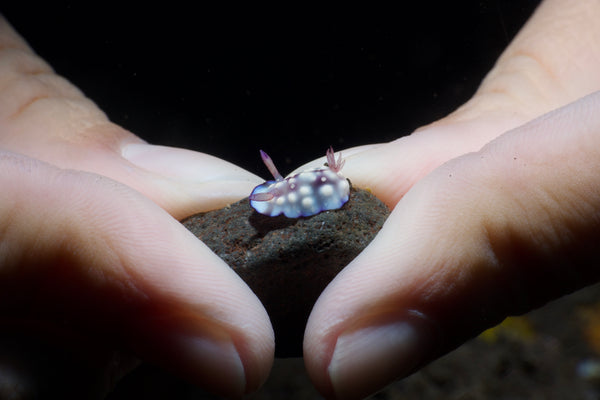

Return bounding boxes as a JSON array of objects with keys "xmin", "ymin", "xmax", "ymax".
[{"xmin": 249, "ymin": 147, "xmax": 350, "ymax": 218}]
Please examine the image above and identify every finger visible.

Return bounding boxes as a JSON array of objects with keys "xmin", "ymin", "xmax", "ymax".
[
  {"xmin": 304, "ymin": 91, "xmax": 600, "ymax": 399},
  {"xmin": 290, "ymin": 115, "xmax": 523, "ymax": 209},
  {"xmin": 0, "ymin": 151, "xmax": 274, "ymax": 397},
  {"xmin": 0, "ymin": 15, "xmax": 261, "ymax": 218},
  {"xmin": 338, "ymin": 118, "xmax": 522, "ymax": 208}
]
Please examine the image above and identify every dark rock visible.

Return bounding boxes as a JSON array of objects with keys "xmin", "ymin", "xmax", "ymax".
[{"xmin": 181, "ymin": 188, "xmax": 390, "ymax": 357}]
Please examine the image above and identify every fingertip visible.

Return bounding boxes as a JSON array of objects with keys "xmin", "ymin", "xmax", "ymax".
[
  {"xmin": 301, "ymin": 162, "xmax": 485, "ymax": 398},
  {"xmin": 303, "ymin": 328, "xmax": 337, "ymax": 399},
  {"xmin": 119, "ymin": 142, "xmax": 263, "ymax": 216},
  {"xmin": 122, "ymin": 269, "xmax": 275, "ymax": 397},
  {"xmin": 235, "ymin": 330, "xmax": 275, "ymax": 394},
  {"xmin": 117, "ymin": 217, "xmax": 275, "ymax": 396},
  {"xmin": 121, "ymin": 143, "xmax": 258, "ymax": 181},
  {"xmin": 331, "ymin": 115, "xmax": 526, "ymax": 209},
  {"xmin": 81, "ymin": 143, "xmax": 278, "ymax": 393},
  {"xmin": 327, "ymin": 313, "xmax": 436, "ymax": 400},
  {"xmin": 0, "ymin": 152, "xmax": 275, "ymax": 397}
]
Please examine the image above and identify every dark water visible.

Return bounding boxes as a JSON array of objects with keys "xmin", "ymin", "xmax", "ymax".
[{"xmin": 3, "ymin": 1, "xmax": 540, "ymax": 173}]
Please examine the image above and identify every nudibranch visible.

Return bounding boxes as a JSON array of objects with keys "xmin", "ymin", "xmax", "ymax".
[{"xmin": 249, "ymin": 147, "xmax": 350, "ymax": 218}]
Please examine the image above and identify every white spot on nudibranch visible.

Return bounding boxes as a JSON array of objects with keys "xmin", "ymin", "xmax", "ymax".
[
  {"xmin": 249, "ymin": 146, "xmax": 350, "ymax": 218},
  {"xmin": 299, "ymin": 186, "xmax": 312, "ymax": 196},
  {"xmin": 319, "ymin": 184, "xmax": 334, "ymax": 197},
  {"xmin": 299, "ymin": 172, "xmax": 318, "ymax": 183}
]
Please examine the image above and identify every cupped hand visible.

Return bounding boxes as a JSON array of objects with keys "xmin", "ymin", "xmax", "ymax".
[
  {"xmin": 0, "ymin": 16, "xmax": 274, "ymax": 398},
  {"xmin": 303, "ymin": 1, "xmax": 600, "ymax": 398}
]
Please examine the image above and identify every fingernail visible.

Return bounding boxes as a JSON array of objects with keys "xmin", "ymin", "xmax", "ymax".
[
  {"xmin": 328, "ymin": 318, "xmax": 430, "ymax": 399},
  {"xmin": 121, "ymin": 143, "xmax": 259, "ymax": 183},
  {"xmin": 170, "ymin": 333, "xmax": 246, "ymax": 398}
]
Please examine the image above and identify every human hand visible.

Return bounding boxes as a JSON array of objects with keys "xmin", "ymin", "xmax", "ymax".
[
  {"xmin": 0, "ymin": 16, "xmax": 274, "ymax": 398},
  {"xmin": 302, "ymin": 0, "xmax": 600, "ymax": 398}
]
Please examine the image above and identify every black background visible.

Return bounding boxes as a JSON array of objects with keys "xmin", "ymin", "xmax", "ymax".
[{"xmin": 2, "ymin": 2, "xmax": 541, "ymax": 177}]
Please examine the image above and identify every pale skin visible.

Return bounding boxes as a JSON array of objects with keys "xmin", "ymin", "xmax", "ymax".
[
  {"xmin": 1, "ymin": 0, "xmax": 599, "ymax": 398},
  {"xmin": 0, "ymin": 14, "xmax": 273, "ymax": 399}
]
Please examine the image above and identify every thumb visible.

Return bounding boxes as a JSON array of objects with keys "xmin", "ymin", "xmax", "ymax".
[
  {"xmin": 304, "ymin": 92, "xmax": 600, "ymax": 399},
  {"xmin": 0, "ymin": 150, "xmax": 274, "ymax": 397}
]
